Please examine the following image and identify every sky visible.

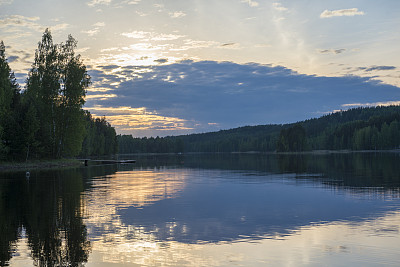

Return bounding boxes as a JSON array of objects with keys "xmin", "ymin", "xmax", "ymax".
[{"xmin": 1, "ymin": 0, "xmax": 400, "ymax": 137}]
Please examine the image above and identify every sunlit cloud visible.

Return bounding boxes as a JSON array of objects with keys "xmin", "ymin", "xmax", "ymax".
[
  {"xmin": 82, "ymin": 29, "xmax": 99, "ymax": 36},
  {"xmin": 93, "ymin": 21, "xmax": 105, "ymax": 27},
  {"xmin": 169, "ymin": 11, "xmax": 186, "ymax": 18},
  {"xmin": 121, "ymin": 31, "xmax": 184, "ymax": 41},
  {"xmin": 241, "ymin": 0, "xmax": 259, "ymax": 8},
  {"xmin": 87, "ymin": 0, "xmax": 112, "ymax": 7},
  {"xmin": 320, "ymin": 8, "xmax": 365, "ymax": 18},
  {"xmin": 85, "ymin": 105, "xmax": 193, "ymax": 133},
  {"xmin": 272, "ymin": 2, "xmax": 288, "ymax": 11},
  {"xmin": 85, "ymin": 94, "xmax": 118, "ymax": 100},
  {"xmin": 81, "ymin": 22, "xmax": 105, "ymax": 36},
  {"xmin": 0, "ymin": 15, "xmax": 42, "ymax": 31},
  {"xmin": 342, "ymin": 101, "xmax": 400, "ymax": 108},
  {"xmin": 170, "ymin": 39, "xmax": 219, "ymax": 51}
]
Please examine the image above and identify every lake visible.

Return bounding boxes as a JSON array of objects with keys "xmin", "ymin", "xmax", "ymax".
[{"xmin": 1, "ymin": 152, "xmax": 400, "ymax": 266}]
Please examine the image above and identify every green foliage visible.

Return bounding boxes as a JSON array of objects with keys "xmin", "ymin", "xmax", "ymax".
[
  {"xmin": 277, "ymin": 124, "xmax": 307, "ymax": 152},
  {"xmin": 119, "ymin": 106, "xmax": 400, "ymax": 153},
  {"xmin": 0, "ymin": 31, "xmax": 116, "ymax": 161},
  {"xmin": 80, "ymin": 112, "xmax": 118, "ymax": 157},
  {"xmin": 25, "ymin": 29, "xmax": 91, "ymax": 158}
]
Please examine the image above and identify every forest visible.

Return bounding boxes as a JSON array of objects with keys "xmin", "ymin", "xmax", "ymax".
[
  {"xmin": 0, "ymin": 30, "xmax": 117, "ymax": 161},
  {"xmin": 118, "ymin": 105, "xmax": 400, "ymax": 153}
]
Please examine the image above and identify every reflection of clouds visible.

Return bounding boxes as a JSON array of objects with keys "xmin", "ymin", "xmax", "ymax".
[
  {"xmin": 87, "ymin": 169, "xmax": 187, "ymax": 208},
  {"xmin": 84, "ymin": 190, "xmax": 400, "ymax": 267},
  {"xmin": 83, "ymin": 169, "xmax": 187, "ymax": 226}
]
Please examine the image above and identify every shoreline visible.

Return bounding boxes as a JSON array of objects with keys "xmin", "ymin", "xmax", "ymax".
[{"xmin": 0, "ymin": 159, "xmax": 83, "ymax": 172}]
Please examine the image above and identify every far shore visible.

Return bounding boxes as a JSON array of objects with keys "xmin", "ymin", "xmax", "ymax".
[
  {"xmin": 0, "ymin": 159, "xmax": 83, "ymax": 172},
  {"xmin": 1, "ymin": 149, "xmax": 399, "ymax": 172}
]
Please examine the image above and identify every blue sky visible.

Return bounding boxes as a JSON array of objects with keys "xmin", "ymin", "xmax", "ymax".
[{"xmin": 1, "ymin": 0, "xmax": 400, "ymax": 136}]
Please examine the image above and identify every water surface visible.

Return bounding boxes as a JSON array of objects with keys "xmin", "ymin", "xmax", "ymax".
[{"xmin": 1, "ymin": 153, "xmax": 400, "ymax": 266}]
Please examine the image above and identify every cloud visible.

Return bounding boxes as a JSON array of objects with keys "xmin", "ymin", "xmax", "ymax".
[
  {"xmin": 121, "ymin": 31, "xmax": 184, "ymax": 41},
  {"xmin": 85, "ymin": 61, "xmax": 400, "ymax": 136},
  {"xmin": 221, "ymin": 43, "xmax": 236, "ymax": 47},
  {"xmin": 0, "ymin": 15, "xmax": 69, "ymax": 36},
  {"xmin": 220, "ymin": 43, "xmax": 241, "ymax": 50},
  {"xmin": 241, "ymin": 0, "xmax": 259, "ymax": 7},
  {"xmin": 87, "ymin": 0, "xmax": 141, "ymax": 8},
  {"xmin": 87, "ymin": 0, "xmax": 112, "ymax": 7},
  {"xmin": 93, "ymin": 22, "xmax": 105, "ymax": 27},
  {"xmin": 272, "ymin": 2, "xmax": 288, "ymax": 11},
  {"xmin": 363, "ymin": 66, "xmax": 396, "ymax": 72},
  {"xmin": 6, "ymin": 55, "xmax": 18, "ymax": 62},
  {"xmin": 319, "ymin": 48, "xmax": 346, "ymax": 54},
  {"xmin": 6, "ymin": 48, "xmax": 32, "ymax": 65},
  {"xmin": 320, "ymin": 8, "xmax": 365, "ymax": 18},
  {"xmin": 82, "ymin": 22, "xmax": 105, "ymax": 36},
  {"xmin": 342, "ymin": 101, "xmax": 400, "ymax": 108},
  {"xmin": 0, "ymin": 0, "xmax": 13, "ymax": 5},
  {"xmin": 169, "ymin": 11, "xmax": 186, "ymax": 18},
  {"xmin": 82, "ymin": 29, "xmax": 100, "ymax": 36},
  {"xmin": 0, "ymin": 15, "xmax": 42, "ymax": 31},
  {"xmin": 154, "ymin": 58, "xmax": 168, "ymax": 64},
  {"xmin": 85, "ymin": 105, "xmax": 192, "ymax": 135}
]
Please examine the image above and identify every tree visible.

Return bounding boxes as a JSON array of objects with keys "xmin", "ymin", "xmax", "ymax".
[
  {"xmin": 0, "ymin": 41, "xmax": 20, "ymax": 159},
  {"xmin": 25, "ymin": 29, "xmax": 90, "ymax": 158},
  {"xmin": 277, "ymin": 124, "xmax": 307, "ymax": 152}
]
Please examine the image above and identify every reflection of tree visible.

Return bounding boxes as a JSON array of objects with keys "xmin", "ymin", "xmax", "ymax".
[
  {"xmin": 0, "ymin": 177, "xmax": 23, "ymax": 266},
  {"xmin": 0, "ymin": 167, "xmax": 100, "ymax": 266},
  {"xmin": 176, "ymin": 152, "xmax": 400, "ymax": 192}
]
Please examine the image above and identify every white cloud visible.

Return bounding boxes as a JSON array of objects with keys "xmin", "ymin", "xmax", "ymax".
[
  {"xmin": 320, "ymin": 8, "xmax": 365, "ymax": 18},
  {"xmin": 0, "ymin": 15, "xmax": 42, "ymax": 31},
  {"xmin": 88, "ymin": 0, "xmax": 141, "ymax": 8},
  {"xmin": 0, "ymin": 0, "xmax": 13, "ymax": 5},
  {"xmin": 93, "ymin": 22, "xmax": 105, "ymax": 27},
  {"xmin": 87, "ymin": 0, "xmax": 112, "ymax": 7},
  {"xmin": 82, "ymin": 29, "xmax": 100, "ymax": 36},
  {"xmin": 272, "ymin": 2, "xmax": 287, "ymax": 11},
  {"xmin": 120, "ymin": 0, "xmax": 141, "ymax": 4},
  {"xmin": 169, "ymin": 11, "xmax": 186, "ymax": 18},
  {"xmin": 50, "ymin": 23, "xmax": 69, "ymax": 32},
  {"xmin": 342, "ymin": 101, "xmax": 400, "ymax": 108},
  {"xmin": 241, "ymin": 0, "xmax": 259, "ymax": 7},
  {"xmin": 121, "ymin": 31, "xmax": 184, "ymax": 41},
  {"xmin": 81, "ymin": 22, "xmax": 105, "ymax": 36}
]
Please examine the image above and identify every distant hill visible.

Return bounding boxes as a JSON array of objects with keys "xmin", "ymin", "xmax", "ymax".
[{"xmin": 118, "ymin": 106, "xmax": 400, "ymax": 153}]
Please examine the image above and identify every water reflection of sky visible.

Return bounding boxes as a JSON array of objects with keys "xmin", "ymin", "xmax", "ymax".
[{"xmin": 81, "ymin": 167, "xmax": 400, "ymax": 266}]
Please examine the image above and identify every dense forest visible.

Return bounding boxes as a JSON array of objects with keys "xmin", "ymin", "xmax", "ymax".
[
  {"xmin": 0, "ymin": 30, "xmax": 117, "ymax": 161},
  {"xmin": 118, "ymin": 105, "xmax": 400, "ymax": 153}
]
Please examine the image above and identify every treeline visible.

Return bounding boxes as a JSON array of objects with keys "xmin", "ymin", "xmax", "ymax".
[
  {"xmin": 118, "ymin": 106, "xmax": 400, "ymax": 153},
  {"xmin": 118, "ymin": 135, "xmax": 184, "ymax": 154},
  {"xmin": 0, "ymin": 30, "xmax": 117, "ymax": 161}
]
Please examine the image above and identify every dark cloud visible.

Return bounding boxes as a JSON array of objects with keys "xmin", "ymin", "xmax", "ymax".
[
  {"xmin": 7, "ymin": 55, "xmax": 19, "ymax": 62},
  {"xmin": 221, "ymin": 43, "xmax": 236, "ymax": 47},
  {"xmin": 319, "ymin": 48, "xmax": 346, "ymax": 54},
  {"xmin": 154, "ymin": 58, "xmax": 168, "ymax": 64},
  {"xmin": 364, "ymin": 65, "xmax": 396, "ymax": 72},
  {"xmin": 85, "ymin": 61, "xmax": 400, "ymax": 135}
]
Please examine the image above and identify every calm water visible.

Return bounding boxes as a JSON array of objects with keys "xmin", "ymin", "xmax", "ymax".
[{"xmin": 1, "ymin": 152, "xmax": 400, "ymax": 266}]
